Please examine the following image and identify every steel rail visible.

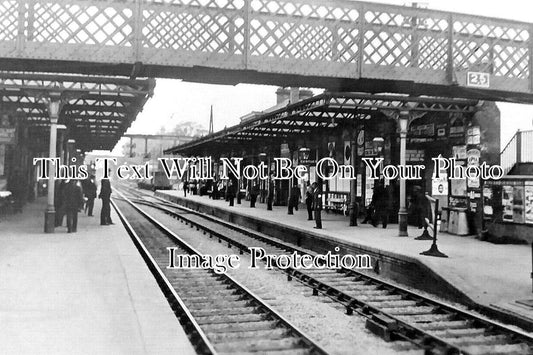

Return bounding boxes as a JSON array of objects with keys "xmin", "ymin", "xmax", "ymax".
[
  {"xmin": 126, "ymin": 186, "xmax": 533, "ymax": 354},
  {"xmin": 114, "ymin": 189, "xmax": 330, "ymax": 355},
  {"xmin": 111, "ymin": 197, "xmax": 217, "ymax": 355}
]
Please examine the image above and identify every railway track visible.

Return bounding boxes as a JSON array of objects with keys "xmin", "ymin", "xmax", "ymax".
[
  {"xmin": 120, "ymin": 185, "xmax": 533, "ymax": 355},
  {"xmin": 112, "ymin": 190, "xmax": 328, "ymax": 355}
]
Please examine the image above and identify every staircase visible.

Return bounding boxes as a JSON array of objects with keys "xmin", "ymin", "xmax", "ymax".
[{"xmin": 500, "ymin": 130, "xmax": 533, "ymax": 175}]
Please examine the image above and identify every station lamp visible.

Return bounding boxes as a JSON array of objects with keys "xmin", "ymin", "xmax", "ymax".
[
  {"xmin": 398, "ymin": 111, "xmax": 409, "ymax": 133},
  {"xmin": 48, "ymin": 99, "xmax": 61, "ymax": 118},
  {"xmin": 372, "ymin": 137, "xmax": 384, "ymax": 155},
  {"xmin": 298, "ymin": 147, "xmax": 311, "ymax": 162}
]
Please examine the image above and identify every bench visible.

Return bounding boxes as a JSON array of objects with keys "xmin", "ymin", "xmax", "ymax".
[{"xmin": 324, "ymin": 193, "xmax": 349, "ymax": 215}]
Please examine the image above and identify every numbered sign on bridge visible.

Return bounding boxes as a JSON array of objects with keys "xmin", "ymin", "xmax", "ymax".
[{"xmin": 467, "ymin": 72, "xmax": 491, "ymax": 88}]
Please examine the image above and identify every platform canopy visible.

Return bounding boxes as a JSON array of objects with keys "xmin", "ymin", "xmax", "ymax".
[
  {"xmin": 165, "ymin": 92, "xmax": 479, "ymax": 156},
  {"xmin": 0, "ymin": 73, "xmax": 155, "ymax": 152}
]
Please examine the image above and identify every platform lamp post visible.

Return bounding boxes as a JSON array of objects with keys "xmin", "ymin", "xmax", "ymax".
[
  {"xmin": 44, "ymin": 94, "xmax": 62, "ymax": 233},
  {"xmin": 349, "ymin": 136, "xmax": 358, "ymax": 226},
  {"xmin": 398, "ymin": 111, "xmax": 410, "ymax": 237}
]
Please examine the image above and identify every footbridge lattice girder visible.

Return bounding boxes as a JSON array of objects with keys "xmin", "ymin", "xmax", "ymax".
[{"xmin": 0, "ymin": 0, "xmax": 532, "ymax": 101}]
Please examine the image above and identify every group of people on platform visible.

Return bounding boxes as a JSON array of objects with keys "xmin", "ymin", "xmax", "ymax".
[
  {"xmin": 181, "ymin": 177, "xmax": 428, "ymax": 230},
  {"xmin": 54, "ymin": 176, "xmax": 113, "ymax": 233}
]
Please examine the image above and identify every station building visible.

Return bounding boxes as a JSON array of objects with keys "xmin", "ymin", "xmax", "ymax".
[{"xmin": 165, "ymin": 88, "xmax": 503, "ymax": 237}]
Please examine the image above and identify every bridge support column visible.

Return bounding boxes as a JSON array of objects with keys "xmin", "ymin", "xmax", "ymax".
[
  {"xmin": 44, "ymin": 97, "xmax": 61, "ymax": 233},
  {"xmin": 398, "ymin": 111, "xmax": 409, "ymax": 237}
]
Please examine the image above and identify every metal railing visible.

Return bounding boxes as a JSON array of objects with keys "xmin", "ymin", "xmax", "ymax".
[
  {"xmin": 501, "ymin": 129, "xmax": 533, "ymax": 174},
  {"xmin": 1, "ymin": 0, "xmax": 533, "ymax": 99}
]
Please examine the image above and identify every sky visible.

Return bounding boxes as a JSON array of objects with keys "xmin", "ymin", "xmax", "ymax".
[{"xmin": 112, "ymin": 0, "xmax": 533, "ymax": 154}]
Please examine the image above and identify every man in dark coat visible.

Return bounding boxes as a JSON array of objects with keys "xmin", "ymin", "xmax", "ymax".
[
  {"xmin": 63, "ymin": 180, "xmax": 84, "ymax": 233},
  {"xmin": 266, "ymin": 177, "xmax": 274, "ymax": 211},
  {"xmin": 54, "ymin": 180, "xmax": 67, "ymax": 227},
  {"xmin": 249, "ymin": 182, "xmax": 259, "ymax": 208},
  {"xmin": 226, "ymin": 180, "xmax": 236, "ymax": 207},
  {"xmin": 212, "ymin": 181, "xmax": 219, "ymax": 200},
  {"xmin": 371, "ymin": 180, "xmax": 389, "ymax": 228},
  {"xmin": 183, "ymin": 180, "xmax": 188, "ymax": 197},
  {"xmin": 305, "ymin": 184, "xmax": 313, "ymax": 220},
  {"xmin": 84, "ymin": 176, "xmax": 97, "ymax": 216},
  {"xmin": 313, "ymin": 182, "xmax": 322, "ymax": 229},
  {"xmin": 410, "ymin": 186, "xmax": 426, "ymax": 229},
  {"xmin": 99, "ymin": 177, "xmax": 113, "ymax": 225},
  {"xmin": 288, "ymin": 184, "xmax": 301, "ymax": 215},
  {"xmin": 312, "ymin": 182, "xmax": 322, "ymax": 229},
  {"xmin": 9, "ymin": 169, "xmax": 26, "ymax": 213}
]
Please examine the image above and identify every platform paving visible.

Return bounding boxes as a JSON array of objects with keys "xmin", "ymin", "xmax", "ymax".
[
  {"xmin": 0, "ymin": 197, "xmax": 196, "ymax": 355},
  {"xmin": 157, "ymin": 189, "xmax": 533, "ymax": 323}
]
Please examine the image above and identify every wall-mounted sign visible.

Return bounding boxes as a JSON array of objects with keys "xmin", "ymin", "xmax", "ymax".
[
  {"xmin": 328, "ymin": 141, "xmax": 336, "ymax": 157},
  {"xmin": 467, "ymin": 148, "xmax": 481, "ymax": 166},
  {"xmin": 357, "ymin": 130, "xmax": 364, "ymax": 156},
  {"xmin": 452, "ymin": 145, "xmax": 467, "ymax": 160},
  {"xmin": 467, "ymin": 126, "xmax": 481, "ymax": 145},
  {"xmin": 0, "ymin": 128, "xmax": 15, "ymax": 144},
  {"xmin": 467, "ymin": 72, "xmax": 490, "ymax": 88},
  {"xmin": 344, "ymin": 141, "xmax": 351, "ymax": 165},
  {"xmin": 449, "ymin": 126, "xmax": 465, "ymax": 139},
  {"xmin": 410, "ymin": 123, "xmax": 435, "ymax": 137},
  {"xmin": 467, "ymin": 177, "xmax": 480, "ymax": 189},
  {"xmin": 432, "ymin": 172, "xmax": 448, "ymax": 196},
  {"xmin": 451, "ymin": 178, "xmax": 467, "ymax": 197},
  {"xmin": 502, "ymin": 185, "xmax": 514, "ymax": 222},
  {"xmin": 513, "ymin": 185, "xmax": 525, "ymax": 224},
  {"xmin": 365, "ymin": 176, "xmax": 374, "ymax": 206},
  {"xmin": 525, "ymin": 183, "xmax": 533, "ymax": 224}
]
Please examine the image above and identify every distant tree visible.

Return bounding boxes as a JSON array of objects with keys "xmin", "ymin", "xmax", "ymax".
[{"xmin": 169, "ymin": 120, "xmax": 208, "ymax": 137}]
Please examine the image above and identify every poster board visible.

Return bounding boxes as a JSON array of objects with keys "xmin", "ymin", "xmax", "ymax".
[
  {"xmin": 513, "ymin": 186, "xmax": 525, "ymax": 224},
  {"xmin": 432, "ymin": 172, "xmax": 448, "ymax": 196},
  {"xmin": 365, "ymin": 178, "xmax": 374, "ymax": 206},
  {"xmin": 525, "ymin": 182, "xmax": 533, "ymax": 224},
  {"xmin": 502, "ymin": 185, "xmax": 514, "ymax": 222}
]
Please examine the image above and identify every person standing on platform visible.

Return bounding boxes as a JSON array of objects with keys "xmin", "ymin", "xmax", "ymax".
[
  {"xmin": 99, "ymin": 176, "xmax": 113, "ymax": 225},
  {"xmin": 361, "ymin": 187, "xmax": 376, "ymax": 224},
  {"xmin": 313, "ymin": 182, "xmax": 322, "ymax": 229},
  {"xmin": 236, "ymin": 181, "xmax": 242, "ymax": 204},
  {"xmin": 63, "ymin": 179, "xmax": 84, "ymax": 233},
  {"xmin": 250, "ymin": 182, "xmax": 259, "ymax": 208},
  {"xmin": 410, "ymin": 186, "xmax": 425, "ymax": 229},
  {"xmin": 183, "ymin": 180, "xmax": 188, "ymax": 197},
  {"xmin": 371, "ymin": 180, "xmax": 389, "ymax": 229},
  {"xmin": 9, "ymin": 169, "xmax": 26, "ymax": 213},
  {"xmin": 212, "ymin": 181, "xmax": 219, "ymax": 200},
  {"xmin": 227, "ymin": 180, "xmax": 236, "ymax": 207},
  {"xmin": 84, "ymin": 176, "xmax": 97, "ymax": 217},
  {"xmin": 288, "ymin": 184, "xmax": 301, "ymax": 215},
  {"xmin": 267, "ymin": 176, "xmax": 274, "ymax": 211},
  {"xmin": 294, "ymin": 184, "xmax": 301, "ymax": 211},
  {"xmin": 54, "ymin": 180, "xmax": 67, "ymax": 227},
  {"xmin": 305, "ymin": 183, "xmax": 314, "ymax": 220}
]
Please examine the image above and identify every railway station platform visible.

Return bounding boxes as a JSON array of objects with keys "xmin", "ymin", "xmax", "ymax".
[
  {"xmin": 0, "ymin": 197, "xmax": 196, "ymax": 355},
  {"xmin": 156, "ymin": 189, "xmax": 533, "ymax": 331}
]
